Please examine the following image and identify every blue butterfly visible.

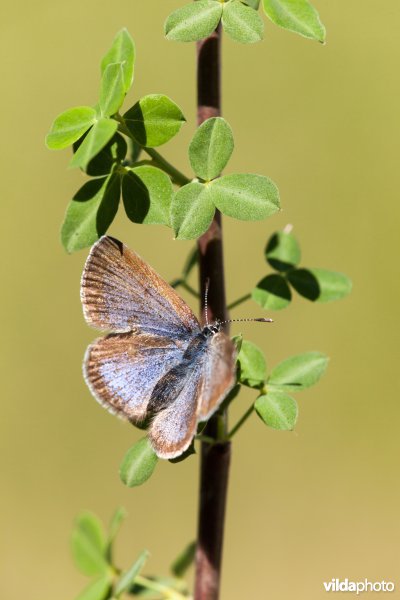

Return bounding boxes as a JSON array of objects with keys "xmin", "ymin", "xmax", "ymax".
[{"xmin": 81, "ymin": 236, "xmax": 237, "ymax": 459}]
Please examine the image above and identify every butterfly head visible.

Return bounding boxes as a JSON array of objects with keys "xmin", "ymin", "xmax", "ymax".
[{"xmin": 201, "ymin": 321, "xmax": 222, "ymax": 338}]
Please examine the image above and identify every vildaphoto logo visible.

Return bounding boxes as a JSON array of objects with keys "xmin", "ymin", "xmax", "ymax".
[{"xmin": 323, "ymin": 579, "xmax": 395, "ymax": 594}]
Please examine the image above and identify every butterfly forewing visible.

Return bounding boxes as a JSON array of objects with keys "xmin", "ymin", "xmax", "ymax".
[{"xmin": 81, "ymin": 236, "xmax": 200, "ymax": 337}]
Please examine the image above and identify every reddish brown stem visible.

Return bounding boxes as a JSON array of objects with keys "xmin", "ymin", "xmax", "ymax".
[{"xmin": 194, "ymin": 25, "xmax": 231, "ymax": 600}]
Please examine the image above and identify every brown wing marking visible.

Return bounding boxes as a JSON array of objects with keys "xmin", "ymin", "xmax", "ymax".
[
  {"xmin": 148, "ymin": 370, "xmax": 202, "ymax": 459},
  {"xmin": 81, "ymin": 236, "xmax": 199, "ymax": 336},
  {"xmin": 197, "ymin": 332, "xmax": 237, "ymax": 421}
]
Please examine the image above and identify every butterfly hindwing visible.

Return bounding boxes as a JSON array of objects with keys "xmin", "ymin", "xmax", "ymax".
[
  {"xmin": 147, "ymin": 330, "xmax": 237, "ymax": 459},
  {"xmin": 84, "ymin": 332, "xmax": 185, "ymax": 422},
  {"xmin": 197, "ymin": 331, "xmax": 237, "ymax": 420},
  {"xmin": 81, "ymin": 236, "xmax": 200, "ymax": 337},
  {"xmin": 148, "ymin": 365, "xmax": 203, "ymax": 459}
]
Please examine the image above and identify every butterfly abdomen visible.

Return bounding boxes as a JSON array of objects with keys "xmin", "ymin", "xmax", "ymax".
[{"xmin": 148, "ymin": 333, "xmax": 212, "ymax": 413}]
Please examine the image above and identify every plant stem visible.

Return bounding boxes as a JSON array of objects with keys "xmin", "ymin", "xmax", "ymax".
[
  {"xmin": 228, "ymin": 404, "xmax": 255, "ymax": 439},
  {"xmin": 195, "ymin": 434, "xmax": 217, "ymax": 444},
  {"xmin": 194, "ymin": 23, "xmax": 230, "ymax": 600},
  {"xmin": 227, "ymin": 293, "xmax": 252, "ymax": 311},
  {"xmin": 144, "ymin": 147, "xmax": 191, "ymax": 187},
  {"xmin": 128, "ymin": 159, "xmax": 154, "ymax": 167}
]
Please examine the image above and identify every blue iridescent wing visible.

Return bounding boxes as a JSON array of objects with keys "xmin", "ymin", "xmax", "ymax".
[
  {"xmin": 81, "ymin": 236, "xmax": 200, "ymax": 338},
  {"xmin": 148, "ymin": 331, "xmax": 236, "ymax": 459},
  {"xmin": 84, "ymin": 332, "xmax": 185, "ymax": 423}
]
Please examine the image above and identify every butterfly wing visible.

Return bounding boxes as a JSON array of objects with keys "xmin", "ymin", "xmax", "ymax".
[
  {"xmin": 148, "ymin": 364, "xmax": 203, "ymax": 459},
  {"xmin": 148, "ymin": 331, "xmax": 237, "ymax": 459},
  {"xmin": 81, "ymin": 236, "xmax": 200, "ymax": 338},
  {"xmin": 84, "ymin": 332, "xmax": 185, "ymax": 422},
  {"xmin": 197, "ymin": 331, "xmax": 237, "ymax": 421}
]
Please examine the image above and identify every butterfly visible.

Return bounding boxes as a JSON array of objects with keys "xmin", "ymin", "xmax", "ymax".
[{"xmin": 80, "ymin": 236, "xmax": 238, "ymax": 459}]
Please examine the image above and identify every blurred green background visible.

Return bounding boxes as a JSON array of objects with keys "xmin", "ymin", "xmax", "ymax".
[{"xmin": 1, "ymin": 1, "xmax": 400, "ymax": 598}]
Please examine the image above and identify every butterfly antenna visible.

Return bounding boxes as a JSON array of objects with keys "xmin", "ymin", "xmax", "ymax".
[
  {"xmin": 204, "ymin": 277, "xmax": 210, "ymax": 325},
  {"xmin": 218, "ymin": 317, "xmax": 274, "ymax": 326}
]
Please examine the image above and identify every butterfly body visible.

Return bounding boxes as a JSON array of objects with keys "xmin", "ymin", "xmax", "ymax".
[
  {"xmin": 81, "ymin": 236, "xmax": 236, "ymax": 459},
  {"xmin": 148, "ymin": 323, "xmax": 223, "ymax": 413}
]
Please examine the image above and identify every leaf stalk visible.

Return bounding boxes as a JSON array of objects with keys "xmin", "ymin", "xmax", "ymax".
[
  {"xmin": 227, "ymin": 293, "xmax": 252, "ymax": 310},
  {"xmin": 227, "ymin": 404, "xmax": 255, "ymax": 439},
  {"xmin": 132, "ymin": 575, "xmax": 189, "ymax": 600}
]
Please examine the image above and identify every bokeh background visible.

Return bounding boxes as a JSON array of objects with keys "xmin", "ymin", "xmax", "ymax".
[{"xmin": 1, "ymin": 1, "xmax": 400, "ymax": 598}]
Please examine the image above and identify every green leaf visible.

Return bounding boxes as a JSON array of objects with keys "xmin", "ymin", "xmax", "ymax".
[
  {"xmin": 237, "ymin": 340, "xmax": 266, "ymax": 387},
  {"xmin": 101, "ymin": 28, "xmax": 135, "ymax": 93},
  {"xmin": 124, "ymin": 95, "xmax": 185, "ymax": 147},
  {"xmin": 46, "ymin": 106, "xmax": 96, "ymax": 150},
  {"xmin": 262, "ymin": 0, "xmax": 326, "ymax": 42},
  {"xmin": 108, "ymin": 507, "xmax": 127, "ymax": 545},
  {"xmin": 74, "ymin": 132, "xmax": 127, "ymax": 176},
  {"xmin": 288, "ymin": 268, "xmax": 352, "ymax": 302},
  {"xmin": 76, "ymin": 576, "xmax": 111, "ymax": 600},
  {"xmin": 71, "ymin": 512, "xmax": 108, "ymax": 577},
  {"xmin": 265, "ymin": 230, "xmax": 301, "ymax": 271},
  {"xmin": 122, "ymin": 165, "xmax": 173, "ymax": 226},
  {"xmin": 115, "ymin": 550, "xmax": 149, "ymax": 597},
  {"xmin": 255, "ymin": 391, "xmax": 298, "ymax": 430},
  {"xmin": 99, "ymin": 63, "xmax": 125, "ymax": 117},
  {"xmin": 268, "ymin": 351, "xmax": 329, "ymax": 391},
  {"xmin": 252, "ymin": 274, "xmax": 292, "ymax": 310},
  {"xmin": 171, "ymin": 541, "xmax": 196, "ymax": 577},
  {"xmin": 165, "ymin": 0, "xmax": 223, "ymax": 42},
  {"xmin": 189, "ymin": 117, "xmax": 234, "ymax": 181},
  {"xmin": 171, "ymin": 182, "xmax": 215, "ymax": 240},
  {"xmin": 70, "ymin": 118, "xmax": 118, "ymax": 170},
  {"xmin": 129, "ymin": 138, "xmax": 142, "ymax": 163},
  {"xmin": 120, "ymin": 437, "xmax": 158, "ymax": 487},
  {"xmin": 287, "ymin": 268, "xmax": 319, "ymax": 300},
  {"xmin": 222, "ymin": 0, "xmax": 264, "ymax": 44},
  {"xmin": 91, "ymin": 133, "xmax": 127, "ymax": 175},
  {"xmin": 61, "ymin": 172, "xmax": 120, "ymax": 253},
  {"xmin": 208, "ymin": 174, "xmax": 280, "ymax": 220},
  {"xmin": 232, "ymin": 334, "xmax": 243, "ymax": 353}
]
